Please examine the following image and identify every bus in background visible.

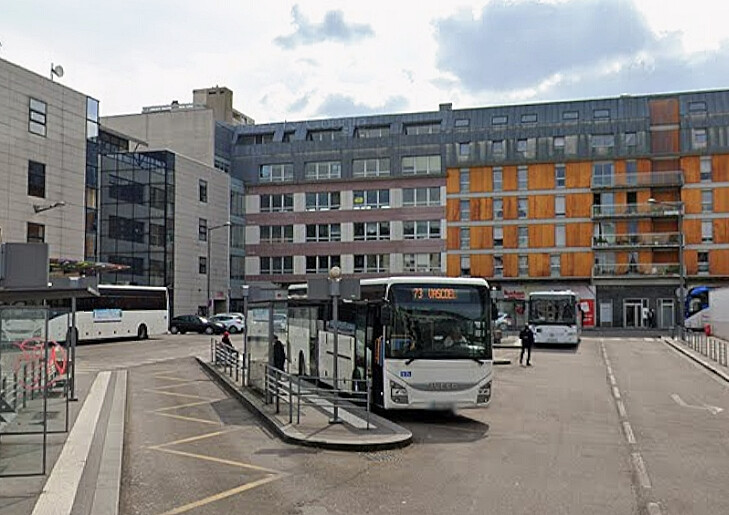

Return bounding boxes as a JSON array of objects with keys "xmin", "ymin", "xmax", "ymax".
[
  {"xmin": 684, "ymin": 286, "xmax": 712, "ymax": 331},
  {"xmin": 527, "ymin": 290, "xmax": 581, "ymax": 345},
  {"xmin": 48, "ymin": 285, "xmax": 169, "ymax": 343},
  {"xmin": 288, "ymin": 276, "xmax": 493, "ymax": 411}
]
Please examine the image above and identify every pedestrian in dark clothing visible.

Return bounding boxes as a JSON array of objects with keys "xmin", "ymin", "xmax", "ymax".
[
  {"xmin": 273, "ymin": 336, "xmax": 286, "ymax": 371},
  {"xmin": 221, "ymin": 331, "xmax": 233, "ymax": 349},
  {"xmin": 519, "ymin": 324, "xmax": 535, "ymax": 367}
]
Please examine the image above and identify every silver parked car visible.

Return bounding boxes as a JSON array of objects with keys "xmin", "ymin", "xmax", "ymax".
[{"xmin": 209, "ymin": 313, "xmax": 245, "ymax": 333}]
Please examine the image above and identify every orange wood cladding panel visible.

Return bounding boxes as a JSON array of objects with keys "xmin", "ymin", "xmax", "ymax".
[
  {"xmin": 713, "ymin": 155, "xmax": 729, "ymax": 182},
  {"xmin": 446, "ymin": 168, "xmax": 460, "ymax": 194},
  {"xmin": 472, "ymin": 198, "xmax": 491, "ymax": 221},
  {"xmin": 503, "ymin": 254, "xmax": 518, "ymax": 277},
  {"xmin": 447, "ymin": 227, "xmax": 460, "ymax": 250},
  {"xmin": 561, "ymin": 252, "xmax": 592, "ymax": 277},
  {"xmin": 567, "ymin": 193, "xmax": 592, "ymax": 218},
  {"xmin": 529, "ymin": 195, "xmax": 553, "ymax": 219},
  {"xmin": 651, "ymin": 130, "xmax": 679, "ymax": 154},
  {"xmin": 566, "ymin": 162, "xmax": 591, "ymax": 188},
  {"xmin": 471, "ymin": 166, "xmax": 492, "ymax": 192},
  {"xmin": 685, "ymin": 251, "xmax": 697, "ymax": 275},
  {"xmin": 446, "ymin": 198, "xmax": 461, "ymax": 222},
  {"xmin": 711, "ymin": 250, "xmax": 729, "ymax": 275},
  {"xmin": 503, "ymin": 166, "xmax": 518, "ymax": 191},
  {"xmin": 528, "ymin": 164, "xmax": 554, "ymax": 190},
  {"xmin": 649, "ymin": 98, "xmax": 679, "ymax": 124},
  {"xmin": 472, "ymin": 226, "xmax": 490, "ymax": 249},
  {"xmin": 683, "ymin": 189, "xmax": 703, "ymax": 215},
  {"xmin": 566, "ymin": 223, "xmax": 592, "ymax": 247},
  {"xmin": 503, "ymin": 225, "xmax": 518, "ymax": 248},
  {"xmin": 529, "ymin": 224, "xmax": 554, "ymax": 247},
  {"xmin": 446, "ymin": 254, "xmax": 460, "ymax": 276},
  {"xmin": 472, "ymin": 254, "xmax": 490, "ymax": 277},
  {"xmin": 683, "ymin": 220, "xmax": 701, "ymax": 245},
  {"xmin": 653, "ymin": 158, "xmax": 680, "ymax": 172},
  {"xmin": 682, "ymin": 156, "xmax": 700, "ymax": 183},
  {"xmin": 715, "ymin": 187, "xmax": 729, "ymax": 212},
  {"xmin": 652, "ymin": 251, "xmax": 678, "ymax": 264},
  {"xmin": 638, "ymin": 251, "xmax": 652, "ymax": 264},
  {"xmin": 716, "ymin": 219, "xmax": 729, "ymax": 244},
  {"xmin": 503, "ymin": 196, "xmax": 518, "ymax": 219},
  {"xmin": 529, "ymin": 253, "xmax": 550, "ymax": 277}
]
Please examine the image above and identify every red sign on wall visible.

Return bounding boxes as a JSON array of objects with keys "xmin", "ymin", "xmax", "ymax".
[{"xmin": 580, "ymin": 299, "xmax": 595, "ymax": 328}]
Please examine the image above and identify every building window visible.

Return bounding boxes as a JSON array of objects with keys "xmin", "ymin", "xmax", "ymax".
[
  {"xmin": 521, "ymin": 113, "xmax": 538, "ymax": 123},
  {"xmin": 700, "ymin": 156, "xmax": 712, "ymax": 181},
  {"xmin": 260, "ymin": 193, "xmax": 294, "ymax": 212},
  {"xmin": 460, "ymin": 228, "xmax": 470, "ymax": 249},
  {"xmin": 516, "ymin": 139, "xmax": 528, "ymax": 153},
  {"xmin": 260, "ymin": 256, "xmax": 293, "ymax": 275},
  {"xmin": 199, "ymin": 257, "xmax": 207, "ymax": 275},
  {"xmin": 231, "ymin": 256, "xmax": 245, "ymax": 281},
  {"xmin": 555, "ymin": 196, "xmax": 566, "ymax": 217},
  {"xmin": 404, "ymin": 253, "xmax": 441, "ymax": 273},
  {"xmin": 306, "ymin": 223, "xmax": 341, "ymax": 242},
  {"xmin": 518, "ymin": 197, "xmax": 528, "ymax": 219},
  {"xmin": 454, "ymin": 118, "xmax": 470, "ymax": 130},
  {"xmin": 403, "ymin": 220, "xmax": 440, "ymax": 240},
  {"xmin": 702, "ymin": 220, "xmax": 713, "ymax": 243},
  {"xmin": 518, "ymin": 226, "xmax": 528, "ymax": 248},
  {"xmin": 593, "ymin": 109, "xmax": 610, "ymax": 119},
  {"xmin": 553, "ymin": 136, "xmax": 565, "ymax": 150},
  {"xmin": 562, "ymin": 111, "xmax": 579, "ymax": 121},
  {"xmin": 356, "ymin": 126, "xmax": 390, "ymax": 138},
  {"xmin": 555, "ymin": 225, "xmax": 566, "ymax": 247},
  {"xmin": 492, "ymin": 140, "xmax": 505, "ymax": 154},
  {"xmin": 689, "ymin": 101, "xmax": 707, "ymax": 113},
  {"xmin": 199, "ymin": 218, "xmax": 207, "ymax": 241},
  {"xmin": 305, "ymin": 161, "xmax": 341, "ymax": 181},
  {"xmin": 491, "ymin": 115, "xmax": 508, "ymax": 125},
  {"xmin": 460, "ymin": 255, "xmax": 471, "ymax": 276},
  {"xmin": 460, "ymin": 169, "xmax": 470, "ymax": 192},
  {"xmin": 701, "ymin": 190, "xmax": 713, "ymax": 213},
  {"xmin": 404, "ymin": 123, "xmax": 440, "ymax": 135},
  {"xmin": 214, "ymin": 156, "xmax": 231, "ymax": 173},
  {"xmin": 493, "ymin": 167, "xmax": 503, "ymax": 192},
  {"xmin": 261, "ymin": 225, "xmax": 294, "ymax": 243},
  {"xmin": 306, "ymin": 255, "xmax": 341, "ymax": 274},
  {"xmin": 550, "ymin": 255, "xmax": 560, "ymax": 277},
  {"xmin": 353, "ymin": 189, "xmax": 390, "ymax": 209},
  {"xmin": 305, "ymin": 192, "xmax": 340, "ymax": 211},
  {"xmin": 307, "ymin": 129, "xmax": 341, "ymax": 142},
  {"xmin": 241, "ymin": 133, "xmax": 274, "ymax": 145},
  {"xmin": 27, "ymin": 222, "xmax": 45, "ymax": 243},
  {"xmin": 403, "ymin": 187, "xmax": 440, "ymax": 207},
  {"xmin": 592, "ymin": 162, "xmax": 614, "ymax": 187},
  {"xmin": 231, "ymin": 190, "xmax": 245, "ymax": 217},
  {"xmin": 354, "ymin": 221, "xmax": 390, "ymax": 241},
  {"xmin": 402, "ymin": 155, "xmax": 441, "ymax": 175},
  {"xmin": 109, "ymin": 215, "xmax": 145, "ymax": 243},
  {"xmin": 698, "ymin": 251, "xmax": 709, "ymax": 274},
  {"xmin": 150, "ymin": 224, "xmax": 165, "ymax": 247},
  {"xmin": 591, "ymin": 134, "xmax": 615, "ymax": 148},
  {"xmin": 282, "ymin": 131, "xmax": 295, "ymax": 142},
  {"xmin": 199, "ymin": 179, "xmax": 208, "ymax": 202},
  {"xmin": 518, "ymin": 255, "xmax": 528, "ymax": 276},
  {"xmin": 493, "ymin": 255, "xmax": 503, "ymax": 277},
  {"xmin": 625, "ymin": 132, "xmax": 637, "ymax": 146},
  {"xmin": 692, "ymin": 128, "xmax": 708, "ymax": 149},
  {"xmin": 555, "ymin": 164, "xmax": 566, "ymax": 188},
  {"xmin": 460, "ymin": 200, "xmax": 470, "ymax": 221},
  {"xmin": 28, "ymin": 161, "xmax": 46, "ymax": 198},
  {"xmin": 231, "ymin": 224, "xmax": 246, "ymax": 249},
  {"xmin": 353, "ymin": 158, "xmax": 390, "ymax": 177},
  {"xmin": 260, "ymin": 164, "xmax": 294, "ymax": 183},
  {"xmin": 354, "ymin": 254, "xmax": 389, "ymax": 273},
  {"xmin": 29, "ymin": 98, "xmax": 47, "ymax": 136},
  {"xmin": 517, "ymin": 166, "xmax": 528, "ymax": 190},
  {"xmin": 459, "ymin": 143, "xmax": 470, "ymax": 156},
  {"xmin": 493, "ymin": 226, "xmax": 503, "ymax": 248},
  {"xmin": 493, "ymin": 198, "xmax": 503, "ymax": 220}
]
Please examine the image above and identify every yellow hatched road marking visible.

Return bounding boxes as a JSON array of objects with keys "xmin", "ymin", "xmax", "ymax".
[
  {"xmin": 148, "ymin": 429, "xmax": 238, "ymax": 449},
  {"xmin": 152, "ymin": 446, "xmax": 282, "ymax": 474},
  {"xmin": 151, "ymin": 412, "xmax": 222, "ymax": 425},
  {"xmin": 142, "ymin": 389, "xmax": 219, "ymax": 401}
]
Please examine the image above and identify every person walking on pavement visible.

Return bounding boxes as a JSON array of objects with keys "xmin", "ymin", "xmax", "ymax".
[
  {"xmin": 221, "ymin": 331, "xmax": 234, "ymax": 349},
  {"xmin": 519, "ymin": 324, "xmax": 535, "ymax": 367},
  {"xmin": 273, "ymin": 335, "xmax": 286, "ymax": 371}
]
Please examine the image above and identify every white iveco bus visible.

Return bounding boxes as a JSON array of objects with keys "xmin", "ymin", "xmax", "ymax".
[
  {"xmin": 288, "ymin": 276, "xmax": 493, "ymax": 411},
  {"xmin": 527, "ymin": 290, "xmax": 581, "ymax": 345}
]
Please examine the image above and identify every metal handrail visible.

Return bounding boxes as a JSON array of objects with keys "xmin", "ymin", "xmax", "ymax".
[
  {"xmin": 673, "ymin": 327, "xmax": 729, "ymax": 367},
  {"xmin": 592, "ymin": 232, "xmax": 681, "ymax": 247},
  {"xmin": 592, "ymin": 263, "xmax": 681, "ymax": 277}
]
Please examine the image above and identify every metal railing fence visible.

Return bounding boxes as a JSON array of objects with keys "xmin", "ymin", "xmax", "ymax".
[{"xmin": 673, "ymin": 327, "xmax": 729, "ymax": 367}]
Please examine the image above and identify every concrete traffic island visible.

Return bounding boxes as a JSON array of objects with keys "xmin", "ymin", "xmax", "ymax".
[{"xmin": 197, "ymin": 358, "xmax": 413, "ymax": 451}]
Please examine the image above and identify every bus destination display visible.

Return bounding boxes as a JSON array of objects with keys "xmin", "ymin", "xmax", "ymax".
[{"xmin": 412, "ymin": 287, "xmax": 459, "ymax": 301}]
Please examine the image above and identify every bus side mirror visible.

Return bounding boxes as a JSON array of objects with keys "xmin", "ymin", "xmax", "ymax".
[{"xmin": 380, "ymin": 305, "xmax": 392, "ymax": 325}]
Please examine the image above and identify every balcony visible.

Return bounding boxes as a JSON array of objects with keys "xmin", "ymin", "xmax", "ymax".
[
  {"xmin": 592, "ymin": 232, "xmax": 681, "ymax": 249},
  {"xmin": 591, "ymin": 170, "xmax": 683, "ymax": 190},
  {"xmin": 592, "ymin": 202, "xmax": 683, "ymax": 219},
  {"xmin": 592, "ymin": 263, "xmax": 681, "ymax": 278}
]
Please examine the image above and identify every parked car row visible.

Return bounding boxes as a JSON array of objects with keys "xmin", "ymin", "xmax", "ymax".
[{"xmin": 169, "ymin": 313, "xmax": 245, "ymax": 335}]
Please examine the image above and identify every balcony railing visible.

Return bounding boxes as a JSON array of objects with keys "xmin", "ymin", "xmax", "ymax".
[
  {"xmin": 592, "ymin": 263, "xmax": 681, "ymax": 278},
  {"xmin": 592, "ymin": 232, "xmax": 681, "ymax": 248},
  {"xmin": 591, "ymin": 170, "xmax": 684, "ymax": 189},
  {"xmin": 592, "ymin": 202, "xmax": 683, "ymax": 219}
]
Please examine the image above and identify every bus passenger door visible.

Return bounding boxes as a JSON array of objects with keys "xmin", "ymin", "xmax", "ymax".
[{"xmin": 367, "ymin": 304, "xmax": 385, "ymax": 407}]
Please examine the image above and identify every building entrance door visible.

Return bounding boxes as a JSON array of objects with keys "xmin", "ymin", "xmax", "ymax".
[
  {"xmin": 658, "ymin": 298, "xmax": 675, "ymax": 329},
  {"xmin": 624, "ymin": 299, "xmax": 646, "ymax": 328}
]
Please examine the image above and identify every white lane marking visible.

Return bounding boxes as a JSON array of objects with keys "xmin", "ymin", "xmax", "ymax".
[
  {"xmin": 631, "ymin": 452, "xmax": 652, "ymax": 489},
  {"xmin": 612, "ymin": 386, "xmax": 621, "ymax": 399},
  {"xmin": 670, "ymin": 393, "xmax": 723, "ymax": 415},
  {"xmin": 644, "ymin": 338, "xmax": 653, "ymax": 342},
  {"xmin": 608, "ymin": 374, "xmax": 617, "ymax": 387},
  {"xmin": 622, "ymin": 421, "xmax": 637, "ymax": 445},
  {"xmin": 32, "ymin": 371, "xmax": 112, "ymax": 515},
  {"xmin": 616, "ymin": 399, "xmax": 627, "ymax": 419},
  {"xmin": 647, "ymin": 502, "xmax": 663, "ymax": 515}
]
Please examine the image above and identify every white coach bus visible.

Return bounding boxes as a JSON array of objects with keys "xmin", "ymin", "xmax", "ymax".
[{"xmin": 527, "ymin": 290, "xmax": 581, "ymax": 345}]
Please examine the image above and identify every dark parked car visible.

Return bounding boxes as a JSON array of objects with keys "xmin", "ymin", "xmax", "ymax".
[{"xmin": 169, "ymin": 315, "xmax": 224, "ymax": 335}]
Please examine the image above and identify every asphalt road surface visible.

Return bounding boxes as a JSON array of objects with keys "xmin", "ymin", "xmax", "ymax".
[{"xmin": 79, "ymin": 335, "xmax": 728, "ymax": 514}]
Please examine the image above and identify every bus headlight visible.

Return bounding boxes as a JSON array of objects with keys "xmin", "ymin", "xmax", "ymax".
[
  {"xmin": 390, "ymin": 380, "xmax": 409, "ymax": 404},
  {"xmin": 477, "ymin": 381, "xmax": 492, "ymax": 403}
]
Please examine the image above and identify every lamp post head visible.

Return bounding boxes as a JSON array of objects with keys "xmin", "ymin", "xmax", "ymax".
[{"xmin": 328, "ymin": 266, "xmax": 342, "ymax": 280}]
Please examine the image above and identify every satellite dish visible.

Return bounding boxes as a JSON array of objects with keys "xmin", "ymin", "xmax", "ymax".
[{"xmin": 52, "ymin": 64, "xmax": 64, "ymax": 78}]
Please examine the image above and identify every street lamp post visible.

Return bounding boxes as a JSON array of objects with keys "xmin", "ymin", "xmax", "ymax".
[
  {"xmin": 328, "ymin": 266, "xmax": 342, "ymax": 424},
  {"xmin": 206, "ymin": 221, "xmax": 231, "ymax": 317},
  {"xmin": 648, "ymin": 198, "xmax": 685, "ymax": 328}
]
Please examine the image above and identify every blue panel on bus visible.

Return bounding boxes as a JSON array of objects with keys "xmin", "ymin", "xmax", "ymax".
[{"xmin": 400, "ymin": 371, "xmax": 412, "ymax": 378}]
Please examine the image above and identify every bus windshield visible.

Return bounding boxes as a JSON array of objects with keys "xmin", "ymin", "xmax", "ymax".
[
  {"xmin": 387, "ymin": 284, "xmax": 490, "ymax": 360},
  {"xmin": 529, "ymin": 296, "xmax": 577, "ymax": 325}
]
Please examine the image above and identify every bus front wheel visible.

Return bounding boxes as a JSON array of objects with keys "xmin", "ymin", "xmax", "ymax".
[{"xmin": 137, "ymin": 324, "xmax": 148, "ymax": 340}]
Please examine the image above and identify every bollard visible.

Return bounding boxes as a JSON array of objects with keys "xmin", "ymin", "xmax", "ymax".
[
  {"xmin": 275, "ymin": 370, "xmax": 280, "ymax": 414},
  {"xmin": 297, "ymin": 376, "xmax": 301, "ymax": 424},
  {"xmin": 22, "ymin": 363, "xmax": 27, "ymax": 408},
  {"xmin": 13, "ymin": 371, "xmax": 18, "ymax": 409}
]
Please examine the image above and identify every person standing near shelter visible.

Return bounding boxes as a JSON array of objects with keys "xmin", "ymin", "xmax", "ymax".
[
  {"xmin": 519, "ymin": 324, "xmax": 535, "ymax": 367},
  {"xmin": 273, "ymin": 335, "xmax": 286, "ymax": 371}
]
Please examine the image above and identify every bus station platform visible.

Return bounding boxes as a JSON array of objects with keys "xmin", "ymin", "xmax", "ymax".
[{"xmin": 197, "ymin": 357, "xmax": 413, "ymax": 451}]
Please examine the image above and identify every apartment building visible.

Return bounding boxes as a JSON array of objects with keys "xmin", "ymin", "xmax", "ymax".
[{"xmin": 231, "ymin": 93, "xmax": 729, "ymax": 329}]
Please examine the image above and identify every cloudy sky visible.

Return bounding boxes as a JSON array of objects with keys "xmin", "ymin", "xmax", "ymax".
[{"xmin": 3, "ymin": 0, "xmax": 729, "ymax": 123}]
